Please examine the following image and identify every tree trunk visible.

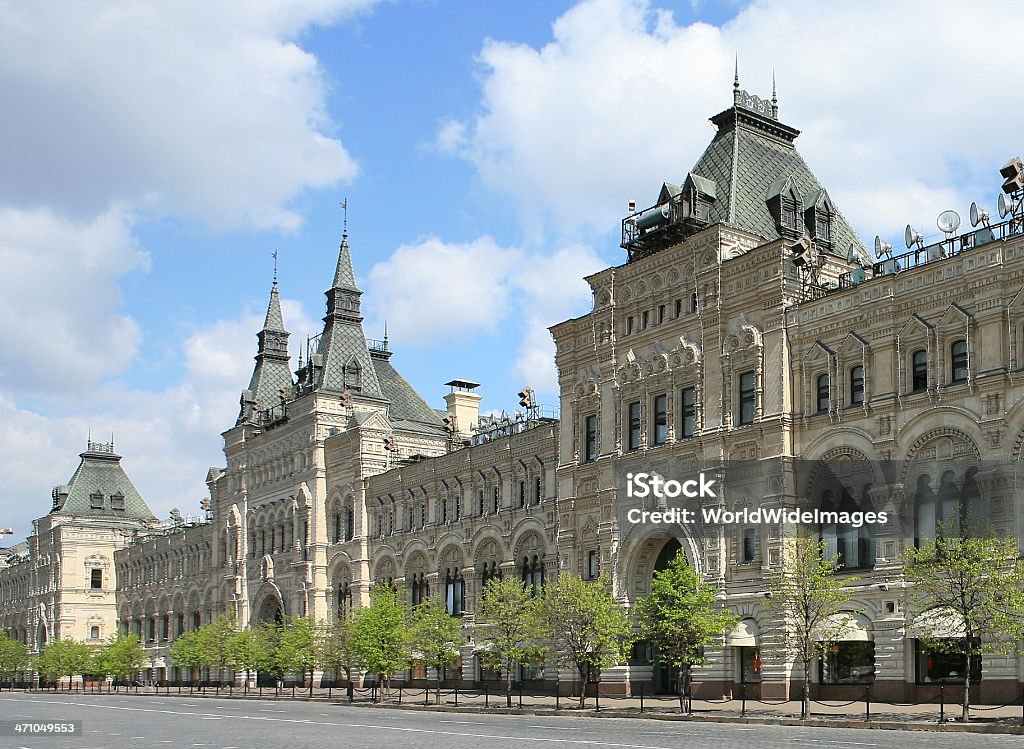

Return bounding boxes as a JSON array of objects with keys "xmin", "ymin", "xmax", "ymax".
[
  {"xmin": 962, "ymin": 657, "xmax": 971, "ymax": 722},
  {"xmin": 506, "ymin": 668, "xmax": 513, "ymax": 708},
  {"xmin": 802, "ymin": 659, "xmax": 810, "ymax": 720},
  {"xmin": 578, "ymin": 664, "xmax": 587, "ymax": 709}
]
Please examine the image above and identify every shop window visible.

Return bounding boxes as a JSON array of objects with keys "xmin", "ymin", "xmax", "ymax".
[
  {"xmin": 739, "ymin": 647, "xmax": 762, "ymax": 683},
  {"xmin": 915, "ymin": 639, "xmax": 981, "ymax": 683},
  {"xmin": 821, "ymin": 641, "xmax": 875, "ymax": 684}
]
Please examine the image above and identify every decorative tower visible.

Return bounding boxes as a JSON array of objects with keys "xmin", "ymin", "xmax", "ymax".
[{"xmin": 238, "ymin": 279, "xmax": 293, "ymax": 424}]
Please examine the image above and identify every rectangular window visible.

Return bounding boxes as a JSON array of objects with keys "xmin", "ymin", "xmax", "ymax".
[
  {"xmin": 147, "ymin": 618, "xmax": 156, "ymax": 643},
  {"xmin": 587, "ymin": 549, "xmax": 599, "ymax": 579},
  {"xmin": 782, "ymin": 203, "xmax": 796, "ymax": 228},
  {"xmin": 912, "ymin": 350, "xmax": 928, "ymax": 392},
  {"xmin": 478, "ymin": 490, "xmax": 485, "ymax": 516},
  {"xmin": 738, "ymin": 371, "xmax": 756, "ymax": 425},
  {"xmin": 90, "ymin": 568, "xmax": 103, "ymax": 589},
  {"xmin": 951, "ymin": 340, "xmax": 968, "ymax": 383},
  {"xmin": 110, "ymin": 494, "xmax": 125, "ymax": 511},
  {"xmin": 641, "ymin": 310, "xmax": 649, "ymax": 329},
  {"xmin": 162, "ymin": 616, "xmax": 169, "ymax": 641},
  {"xmin": 850, "ymin": 366, "xmax": 864, "ymax": 405},
  {"xmin": 627, "ymin": 316, "xmax": 635, "ymax": 335},
  {"xmin": 535, "ymin": 476, "xmax": 542, "ymax": 504},
  {"xmin": 915, "ymin": 640, "xmax": 980, "ymax": 683},
  {"xmin": 741, "ymin": 529, "xmax": 756, "ymax": 563},
  {"xmin": 680, "ymin": 387, "xmax": 696, "ymax": 438},
  {"xmin": 493, "ymin": 486, "xmax": 500, "ymax": 513},
  {"xmin": 821, "ymin": 642, "xmax": 875, "ymax": 684},
  {"xmin": 657, "ymin": 304, "xmax": 665, "ymax": 324},
  {"xmin": 519, "ymin": 481, "xmax": 526, "ymax": 507},
  {"xmin": 816, "ymin": 374, "xmax": 830, "ymax": 413},
  {"xmin": 628, "ymin": 401, "xmax": 642, "ymax": 450},
  {"xmin": 652, "ymin": 394, "xmax": 667, "ymax": 446},
  {"xmin": 90, "ymin": 493, "xmax": 104, "ymax": 510},
  {"xmin": 739, "ymin": 647, "xmax": 762, "ymax": 683},
  {"xmin": 584, "ymin": 415, "xmax": 598, "ymax": 462},
  {"xmin": 675, "ymin": 299, "xmax": 682, "ymax": 318}
]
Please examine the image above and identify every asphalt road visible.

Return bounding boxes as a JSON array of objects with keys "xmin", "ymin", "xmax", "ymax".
[{"xmin": 0, "ymin": 693, "xmax": 1017, "ymax": 749}]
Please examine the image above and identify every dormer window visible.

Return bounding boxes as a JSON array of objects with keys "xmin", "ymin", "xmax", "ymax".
[
  {"xmin": 342, "ymin": 360, "xmax": 361, "ymax": 391},
  {"xmin": 782, "ymin": 203, "xmax": 796, "ymax": 230},
  {"xmin": 90, "ymin": 492, "xmax": 104, "ymax": 510},
  {"xmin": 766, "ymin": 178, "xmax": 802, "ymax": 239},
  {"xmin": 110, "ymin": 493, "xmax": 125, "ymax": 511},
  {"xmin": 803, "ymin": 189, "xmax": 835, "ymax": 249}
]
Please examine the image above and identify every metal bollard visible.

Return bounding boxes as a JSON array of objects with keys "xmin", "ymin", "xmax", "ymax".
[
  {"xmin": 595, "ymin": 685, "xmax": 600, "ymax": 712},
  {"xmin": 484, "ymin": 686, "xmax": 488, "ymax": 708},
  {"xmin": 397, "ymin": 686, "xmax": 402, "ymax": 704},
  {"xmin": 865, "ymin": 686, "xmax": 871, "ymax": 722},
  {"xmin": 741, "ymin": 683, "xmax": 746, "ymax": 717},
  {"xmin": 939, "ymin": 685, "xmax": 945, "ymax": 724},
  {"xmin": 639, "ymin": 685, "xmax": 644, "ymax": 714},
  {"xmin": 454, "ymin": 687, "xmax": 459, "ymax": 706}
]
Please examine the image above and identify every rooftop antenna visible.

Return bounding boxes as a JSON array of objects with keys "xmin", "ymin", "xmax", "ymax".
[
  {"xmin": 340, "ymin": 197, "xmax": 349, "ymax": 238},
  {"xmin": 874, "ymin": 235, "xmax": 893, "ymax": 259},
  {"xmin": 904, "ymin": 224, "xmax": 924, "ymax": 250},
  {"xmin": 383, "ymin": 320, "xmax": 389, "ymax": 349},
  {"xmin": 936, "ymin": 210, "xmax": 960, "ymax": 238},
  {"xmin": 970, "ymin": 201, "xmax": 990, "ymax": 227},
  {"xmin": 733, "ymin": 53, "xmax": 740, "ymax": 105},
  {"xmin": 272, "ymin": 249, "xmax": 279, "ymax": 284}
]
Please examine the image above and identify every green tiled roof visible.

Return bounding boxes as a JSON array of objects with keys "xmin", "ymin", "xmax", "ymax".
[
  {"xmin": 372, "ymin": 356, "xmax": 447, "ymax": 437},
  {"xmin": 53, "ymin": 444, "xmax": 156, "ymax": 521}
]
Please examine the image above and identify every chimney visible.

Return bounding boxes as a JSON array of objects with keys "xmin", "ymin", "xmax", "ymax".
[{"xmin": 443, "ymin": 379, "xmax": 482, "ymax": 441}]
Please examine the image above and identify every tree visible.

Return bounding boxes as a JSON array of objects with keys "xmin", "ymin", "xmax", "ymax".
[
  {"xmin": 350, "ymin": 583, "xmax": 411, "ymax": 699},
  {"xmin": 194, "ymin": 612, "xmax": 237, "ymax": 683},
  {"xmin": 474, "ymin": 577, "xmax": 545, "ymax": 707},
  {"xmin": 274, "ymin": 616, "xmax": 319, "ymax": 694},
  {"xmin": 534, "ymin": 573, "xmax": 634, "ymax": 708},
  {"xmin": 764, "ymin": 531, "xmax": 859, "ymax": 719},
  {"xmin": 0, "ymin": 632, "xmax": 29, "ymax": 686},
  {"xmin": 93, "ymin": 634, "xmax": 147, "ymax": 682},
  {"xmin": 903, "ymin": 520, "xmax": 1024, "ymax": 722},
  {"xmin": 316, "ymin": 617, "xmax": 360, "ymax": 696},
  {"xmin": 633, "ymin": 551, "xmax": 738, "ymax": 712},
  {"xmin": 224, "ymin": 628, "xmax": 269, "ymax": 689},
  {"xmin": 407, "ymin": 594, "xmax": 466, "ymax": 704},
  {"xmin": 168, "ymin": 630, "xmax": 204, "ymax": 681},
  {"xmin": 35, "ymin": 639, "xmax": 95, "ymax": 685},
  {"xmin": 251, "ymin": 621, "xmax": 286, "ymax": 684}
]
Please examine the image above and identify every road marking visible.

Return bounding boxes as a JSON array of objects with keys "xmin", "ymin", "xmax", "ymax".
[
  {"xmin": 440, "ymin": 719, "xmax": 486, "ymax": 724},
  {"xmin": 0, "ymin": 697, "xmax": 690, "ymax": 749},
  {"xmin": 529, "ymin": 725, "xmax": 579, "ymax": 730}
]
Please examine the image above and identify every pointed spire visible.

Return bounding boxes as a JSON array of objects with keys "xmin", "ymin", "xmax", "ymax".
[
  {"xmin": 263, "ymin": 280, "xmax": 286, "ymax": 333},
  {"xmin": 733, "ymin": 53, "xmax": 740, "ymax": 104},
  {"xmin": 333, "ymin": 231, "xmax": 359, "ymax": 291},
  {"xmin": 771, "ymin": 68, "xmax": 779, "ymax": 120}
]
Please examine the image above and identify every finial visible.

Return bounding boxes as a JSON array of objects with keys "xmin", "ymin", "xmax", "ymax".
[
  {"xmin": 340, "ymin": 197, "xmax": 349, "ymax": 239},
  {"xmin": 383, "ymin": 320, "xmax": 389, "ymax": 349},
  {"xmin": 733, "ymin": 54, "xmax": 741, "ymax": 105},
  {"xmin": 771, "ymin": 68, "xmax": 779, "ymax": 120},
  {"xmin": 272, "ymin": 249, "xmax": 279, "ymax": 285}
]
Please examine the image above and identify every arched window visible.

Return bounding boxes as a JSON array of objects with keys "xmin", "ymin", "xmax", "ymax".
[
  {"xmin": 850, "ymin": 366, "xmax": 864, "ymax": 405},
  {"xmin": 411, "ymin": 573, "xmax": 429, "ymax": 606},
  {"xmin": 337, "ymin": 582, "xmax": 351, "ymax": 619},
  {"xmin": 911, "ymin": 350, "xmax": 928, "ymax": 392},
  {"xmin": 816, "ymin": 374, "xmax": 830, "ymax": 413},
  {"xmin": 444, "ymin": 569, "xmax": 464, "ymax": 616},
  {"xmin": 521, "ymin": 555, "xmax": 544, "ymax": 596},
  {"xmin": 950, "ymin": 340, "xmax": 968, "ymax": 383}
]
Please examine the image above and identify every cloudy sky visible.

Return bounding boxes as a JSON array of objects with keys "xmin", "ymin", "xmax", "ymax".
[{"xmin": 1, "ymin": 0, "xmax": 1021, "ymax": 540}]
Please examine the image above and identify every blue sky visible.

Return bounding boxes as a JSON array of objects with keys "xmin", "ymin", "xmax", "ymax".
[{"xmin": 2, "ymin": 0, "xmax": 1022, "ymax": 540}]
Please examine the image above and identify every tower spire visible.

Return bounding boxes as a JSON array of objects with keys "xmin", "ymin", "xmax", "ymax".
[
  {"xmin": 272, "ymin": 249, "xmax": 278, "ymax": 285},
  {"xmin": 733, "ymin": 53, "xmax": 740, "ymax": 104},
  {"xmin": 771, "ymin": 68, "xmax": 779, "ymax": 120}
]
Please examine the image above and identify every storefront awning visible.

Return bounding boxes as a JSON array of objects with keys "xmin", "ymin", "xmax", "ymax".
[
  {"xmin": 907, "ymin": 608, "xmax": 966, "ymax": 639},
  {"xmin": 814, "ymin": 612, "xmax": 872, "ymax": 642},
  {"xmin": 726, "ymin": 618, "xmax": 759, "ymax": 647}
]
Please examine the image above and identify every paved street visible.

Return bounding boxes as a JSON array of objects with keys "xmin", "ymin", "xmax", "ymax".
[{"xmin": 0, "ymin": 693, "xmax": 1019, "ymax": 749}]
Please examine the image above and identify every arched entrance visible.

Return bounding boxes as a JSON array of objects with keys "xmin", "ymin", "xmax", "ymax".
[{"xmin": 252, "ymin": 593, "xmax": 284, "ymax": 687}]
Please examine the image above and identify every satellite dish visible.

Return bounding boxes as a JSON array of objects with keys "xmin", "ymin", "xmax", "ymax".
[
  {"xmin": 905, "ymin": 224, "xmax": 924, "ymax": 249},
  {"xmin": 970, "ymin": 201, "xmax": 990, "ymax": 227},
  {"xmin": 874, "ymin": 235, "xmax": 892, "ymax": 259},
  {"xmin": 936, "ymin": 210, "xmax": 960, "ymax": 235},
  {"xmin": 998, "ymin": 192, "xmax": 1012, "ymax": 219}
]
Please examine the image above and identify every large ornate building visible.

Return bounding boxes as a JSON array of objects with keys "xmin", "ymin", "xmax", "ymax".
[{"xmin": 4, "ymin": 83, "xmax": 1023, "ymax": 701}]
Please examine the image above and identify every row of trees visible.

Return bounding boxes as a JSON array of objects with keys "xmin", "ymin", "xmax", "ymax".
[
  {"xmin": 0, "ymin": 630, "xmax": 147, "ymax": 685},
  {"xmin": 4, "ymin": 519, "xmax": 1022, "ymax": 720}
]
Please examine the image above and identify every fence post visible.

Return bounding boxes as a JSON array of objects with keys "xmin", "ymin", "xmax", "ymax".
[
  {"xmin": 865, "ymin": 685, "xmax": 871, "ymax": 722},
  {"xmin": 425, "ymin": 686, "xmax": 429, "ymax": 706},
  {"xmin": 555, "ymin": 688, "xmax": 559, "ymax": 711},
  {"xmin": 939, "ymin": 685, "xmax": 945, "ymax": 724},
  {"xmin": 639, "ymin": 684, "xmax": 644, "ymax": 714},
  {"xmin": 484, "ymin": 685, "xmax": 488, "ymax": 709},
  {"xmin": 595, "ymin": 684, "xmax": 600, "ymax": 712},
  {"xmin": 519, "ymin": 683, "xmax": 523, "ymax": 709},
  {"xmin": 454, "ymin": 687, "xmax": 459, "ymax": 706},
  {"xmin": 397, "ymin": 685, "xmax": 402, "ymax": 705}
]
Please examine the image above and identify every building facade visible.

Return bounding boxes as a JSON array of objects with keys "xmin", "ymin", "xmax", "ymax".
[{"xmin": 4, "ymin": 83, "xmax": 1024, "ymax": 701}]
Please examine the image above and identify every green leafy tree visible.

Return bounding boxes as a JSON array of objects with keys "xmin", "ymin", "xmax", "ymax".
[
  {"xmin": 168, "ymin": 630, "xmax": 204, "ymax": 681},
  {"xmin": 534, "ymin": 573, "xmax": 634, "ymax": 708},
  {"xmin": 316, "ymin": 617, "xmax": 360, "ymax": 695},
  {"xmin": 903, "ymin": 520, "xmax": 1024, "ymax": 722},
  {"xmin": 407, "ymin": 594, "xmax": 466, "ymax": 704},
  {"xmin": 634, "ymin": 551, "xmax": 738, "ymax": 711},
  {"xmin": 764, "ymin": 531, "xmax": 859, "ymax": 719},
  {"xmin": 224, "ymin": 628, "xmax": 269, "ymax": 689},
  {"xmin": 0, "ymin": 632, "xmax": 29, "ymax": 686},
  {"xmin": 275, "ymin": 616, "xmax": 319, "ymax": 694},
  {"xmin": 195, "ymin": 612, "xmax": 237, "ymax": 683},
  {"xmin": 35, "ymin": 639, "xmax": 95, "ymax": 685},
  {"xmin": 474, "ymin": 577, "xmax": 545, "ymax": 707},
  {"xmin": 252, "ymin": 621, "xmax": 286, "ymax": 684},
  {"xmin": 93, "ymin": 634, "xmax": 147, "ymax": 681},
  {"xmin": 350, "ymin": 583, "xmax": 411, "ymax": 699}
]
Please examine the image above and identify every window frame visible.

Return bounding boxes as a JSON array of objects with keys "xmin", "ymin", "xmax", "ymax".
[
  {"xmin": 850, "ymin": 365, "xmax": 864, "ymax": 405},
  {"xmin": 950, "ymin": 339, "xmax": 968, "ymax": 384},
  {"xmin": 911, "ymin": 349, "xmax": 928, "ymax": 392},
  {"xmin": 627, "ymin": 401, "xmax": 642, "ymax": 450},
  {"xmin": 816, "ymin": 373, "xmax": 830, "ymax": 414},
  {"xmin": 584, "ymin": 414, "xmax": 598, "ymax": 462},
  {"xmin": 680, "ymin": 387, "xmax": 696, "ymax": 438},
  {"xmin": 651, "ymin": 394, "xmax": 668, "ymax": 446},
  {"xmin": 738, "ymin": 371, "xmax": 756, "ymax": 426}
]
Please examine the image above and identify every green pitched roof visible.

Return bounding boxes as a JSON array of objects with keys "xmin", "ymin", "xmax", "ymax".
[{"xmin": 52, "ymin": 443, "xmax": 156, "ymax": 521}]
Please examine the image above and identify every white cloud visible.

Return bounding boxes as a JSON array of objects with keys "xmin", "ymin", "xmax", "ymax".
[
  {"xmin": 0, "ymin": 0, "xmax": 378, "ymax": 231},
  {"xmin": 364, "ymin": 236, "xmax": 603, "ymax": 394},
  {"xmin": 0, "ymin": 295, "xmax": 314, "ymax": 541},
  {"xmin": 445, "ymin": 0, "xmax": 1024, "ymax": 246},
  {"xmin": 0, "ymin": 206, "xmax": 147, "ymax": 393}
]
